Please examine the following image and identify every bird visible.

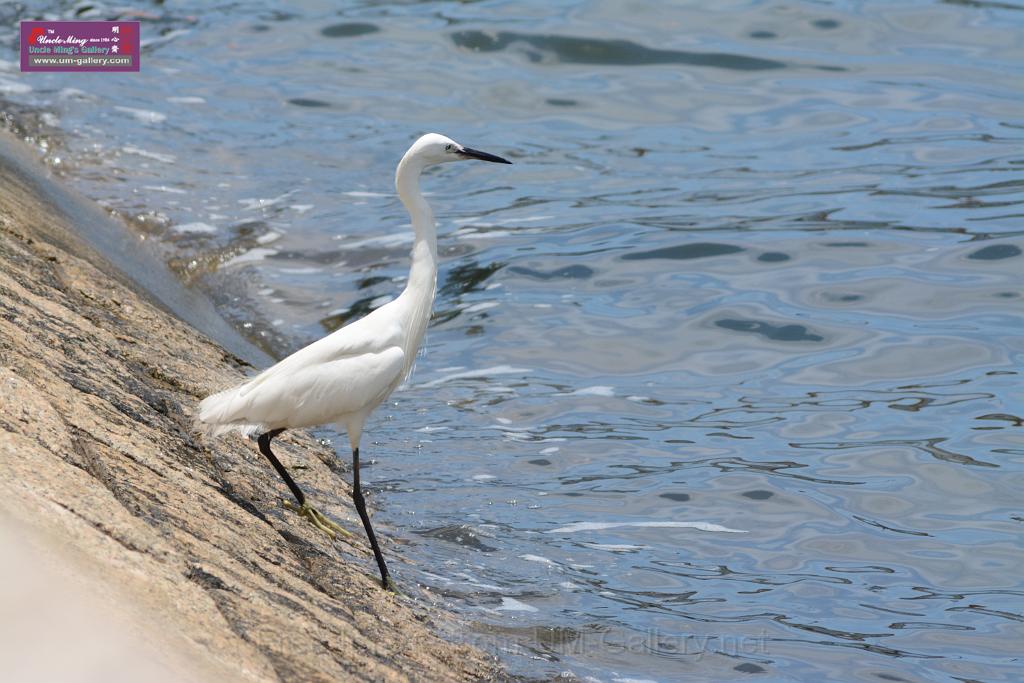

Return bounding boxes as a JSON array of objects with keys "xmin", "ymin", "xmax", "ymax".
[{"xmin": 197, "ymin": 133, "xmax": 511, "ymax": 591}]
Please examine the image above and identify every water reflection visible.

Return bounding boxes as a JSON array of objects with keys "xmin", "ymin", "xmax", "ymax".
[
  {"xmin": 450, "ymin": 30, "xmax": 791, "ymax": 70},
  {"xmin": 321, "ymin": 22, "xmax": 380, "ymax": 38},
  {"xmin": 621, "ymin": 242, "xmax": 745, "ymax": 261}
]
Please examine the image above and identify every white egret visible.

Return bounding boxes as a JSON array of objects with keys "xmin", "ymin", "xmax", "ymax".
[{"xmin": 197, "ymin": 133, "xmax": 511, "ymax": 590}]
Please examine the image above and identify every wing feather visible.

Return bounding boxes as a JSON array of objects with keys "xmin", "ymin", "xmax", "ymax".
[
  {"xmin": 198, "ymin": 299, "xmax": 408, "ymax": 434},
  {"xmin": 236, "ymin": 305, "xmax": 404, "ymax": 399},
  {"xmin": 199, "ymin": 346, "xmax": 405, "ymax": 432}
]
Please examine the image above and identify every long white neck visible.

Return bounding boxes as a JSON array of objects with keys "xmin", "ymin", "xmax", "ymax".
[
  {"xmin": 396, "ymin": 153, "xmax": 437, "ymax": 292},
  {"xmin": 394, "ymin": 151, "xmax": 438, "ymax": 367}
]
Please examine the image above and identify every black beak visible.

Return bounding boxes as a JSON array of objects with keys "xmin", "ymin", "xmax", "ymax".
[{"xmin": 457, "ymin": 146, "xmax": 512, "ymax": 164}]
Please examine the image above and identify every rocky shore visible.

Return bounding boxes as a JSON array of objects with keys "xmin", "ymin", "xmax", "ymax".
[{"xmin": 0, "ymin": 129, "xmax": 504, "ymax": 682}]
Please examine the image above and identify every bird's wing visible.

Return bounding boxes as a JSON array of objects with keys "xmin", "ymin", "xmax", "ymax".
[
  {"xmin": 237, "ymin": 306, "xmax": 404, "ymax": 399},
  {"xmin": 229, "ymin": 346, "xmax": 406, "ymax": 429},
  {"xmin": 198, "ymin": 301, "xmax": 408, "ymax": 432}
]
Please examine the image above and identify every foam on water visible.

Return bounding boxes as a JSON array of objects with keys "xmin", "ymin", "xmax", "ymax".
[
  {"xmin": 113, "ymin": 106, "xmax": 167, "ymax": 124},
  {"xmin": 123, "ymin": 146, "xmax": 176, "ymax": 163},
  {"xmin": 222, "ymin": 247, "xmax": 277, "ymax": 267},
  {"xmin": 418, "ymin": 365, "xmax": 531, "ymax": 388},
  {"xmin": 172, "ymin": 221, "xmax": 218, "ymax": 234},
  {"xmin": 492, "ymin": 597, "xmax": 540, "ymax": 613}
]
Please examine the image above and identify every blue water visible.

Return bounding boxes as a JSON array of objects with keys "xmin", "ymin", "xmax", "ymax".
[{"xmin": 2, "ymin": 1, "xmax": 1022, "ymax": 680}]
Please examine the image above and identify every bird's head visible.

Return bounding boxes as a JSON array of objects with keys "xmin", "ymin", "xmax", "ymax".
[{"xmin": 406, "ymin": 133, "xmax": 512, "ymax": 167}]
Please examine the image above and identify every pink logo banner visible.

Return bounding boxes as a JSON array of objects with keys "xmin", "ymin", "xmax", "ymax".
[{"xmin": 21, "ymin": 21, "xmax": 140, "ymax": 72}]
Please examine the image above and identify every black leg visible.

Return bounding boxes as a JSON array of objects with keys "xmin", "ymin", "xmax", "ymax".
[
  {"xmin": 257, "ymin": 429, "xmax": 350, "ymax": 541},
  {"xmin": 257, "ymin": 429, "xmax": 305, "ymax": 506},
  {"xmin": 351, "ymin": 447, "xmax": 392, "ymax": 590}
]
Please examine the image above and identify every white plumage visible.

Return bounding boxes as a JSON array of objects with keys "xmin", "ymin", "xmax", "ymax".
[
  {"xmin": 196, "ymin": 133, "xmax": 511, "ymax": 590},
  {"xmin": 198, "ymin": 306, "xmax": 407, "ymax": 443}
]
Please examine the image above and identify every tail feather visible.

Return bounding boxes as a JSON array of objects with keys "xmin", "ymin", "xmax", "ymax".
[{"xmin": 195, "ymin": 384, "xmax": 264, "ymax": 439}]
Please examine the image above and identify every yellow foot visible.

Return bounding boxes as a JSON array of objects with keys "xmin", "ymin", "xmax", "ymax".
[
  {"xmin": 384, "ymin": 576, "xmax": 403, "ymax": 596},
  {"xmin": 282, "ymin": 500, "xmax": 353, "ymax": 540}
]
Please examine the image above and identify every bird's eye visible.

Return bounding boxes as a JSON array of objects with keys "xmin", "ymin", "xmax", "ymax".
[{"xmin": 445, "ymin": 144, "xmax": 453, "ymax": 151}]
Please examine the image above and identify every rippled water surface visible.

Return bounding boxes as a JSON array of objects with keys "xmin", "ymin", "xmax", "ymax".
[{"xmin": 2, "ymin": 1, "xmax": 1023, "ymax": 680}]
